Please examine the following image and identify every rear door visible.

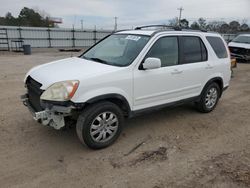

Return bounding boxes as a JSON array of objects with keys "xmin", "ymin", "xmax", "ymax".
[{"xmin": 176, "ymin": 35, "xmax": 210, "ymax": 97}]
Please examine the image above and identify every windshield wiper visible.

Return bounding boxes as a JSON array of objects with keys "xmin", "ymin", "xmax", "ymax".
[
  {"xmin": 82, "ymin": 56, "xmax": 109, "ymax": 64},
  {"xmin": 89, "ymin": 57, "xmax": 109, "ymax": 64}
]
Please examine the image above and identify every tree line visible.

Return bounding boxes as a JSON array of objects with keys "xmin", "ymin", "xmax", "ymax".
[
  {"xmin": 0, "ymin": 7, "xmax": 55, "ymax": 27},
  {"xmin": 0, "ymin": 7, "xmax": 249, "ymax": 33},
  {"xmin": 169, "ymin": 17, "xmax": 250, "ymax": 33}
]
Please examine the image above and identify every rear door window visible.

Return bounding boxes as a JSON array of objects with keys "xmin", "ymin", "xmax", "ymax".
[
  {"xmin": 206, "ymin": 36, "xmax": 228, "ymax": 58},
  {"xmin": 180, "ymin": 36, "xmax": 207, "ymax": 64}
]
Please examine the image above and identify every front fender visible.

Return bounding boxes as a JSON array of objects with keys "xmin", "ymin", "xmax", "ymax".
[{"xmin": 71, "ymin": 87, "xmax": 133, "ymax": 110}]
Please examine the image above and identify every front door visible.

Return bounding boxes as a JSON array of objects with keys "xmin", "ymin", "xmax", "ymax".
[{"xmin": 133, "ymin": 36, "xmax": 183, "ymax": 110}]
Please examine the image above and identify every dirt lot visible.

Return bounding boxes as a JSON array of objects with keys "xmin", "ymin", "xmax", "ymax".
[{"xmin": 0, "ymin": 50, "xmax": 249, "ymax": 188}]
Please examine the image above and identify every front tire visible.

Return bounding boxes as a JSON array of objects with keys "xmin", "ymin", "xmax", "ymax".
[
  {"xmin": 196, "ymin": 82, "xmax": 220, "ymax": 113},
  {"xmin": 76, "ymin": 101, "xmax": 124, "ymax": 149}
]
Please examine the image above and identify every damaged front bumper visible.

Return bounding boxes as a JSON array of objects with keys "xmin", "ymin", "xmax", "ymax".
[
  {"xmin": 21, "ymin": 94, "xmax": 73, "ymax": 130},
  {"xmin": 231, "ymin": 53, "xmax": 250, "ymax": 61}
]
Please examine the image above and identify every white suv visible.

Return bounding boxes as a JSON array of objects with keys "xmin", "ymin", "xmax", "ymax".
[{"xmin": 22, "ymin": 25, "xmax": 231, "ymax": 149}]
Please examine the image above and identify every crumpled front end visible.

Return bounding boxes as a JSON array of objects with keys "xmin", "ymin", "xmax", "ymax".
[
  {"xmin": 229, "ymin": 46, "xmax": 250, "ymax": 61},
  {"xmin": 21, "ymin": 76, "xmax": 74, "ymax": 130}
]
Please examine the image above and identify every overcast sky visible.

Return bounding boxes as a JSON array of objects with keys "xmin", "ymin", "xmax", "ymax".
[{"xmin": 1, "ymin": 0, "xmax": 249, "ymax": 29}]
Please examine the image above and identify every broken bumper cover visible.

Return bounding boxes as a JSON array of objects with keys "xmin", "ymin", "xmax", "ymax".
[{"xmin": 21, "ymin": 94, "xmax": 73, "ymax": 130}]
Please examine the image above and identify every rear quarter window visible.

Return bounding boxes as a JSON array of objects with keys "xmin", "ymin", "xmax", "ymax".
[{"xmin": 206, "ymin": 36, "xmax": 228, "ymax": 59}]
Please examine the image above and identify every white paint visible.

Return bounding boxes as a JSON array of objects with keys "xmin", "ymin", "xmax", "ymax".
[
  {"xmin": 228, "ymin": 41, "xmax": 250, "ymax": 49},
  {"xmin": 25, "ymin": 30, "xmax": 231, "ymax": 112}
]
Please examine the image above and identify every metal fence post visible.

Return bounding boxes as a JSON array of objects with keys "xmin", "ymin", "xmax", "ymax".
[
  {"xmin": 18, "ymin": 26, "xmax": 22, "ymax": 41},
  {"xmin": 47, "ymin": 28, "xmax": 51, "ymax": 48},
  {"xmin": 5, "ymin": 28, "xmax": 10, "ymax": 51},
  {"xmin": 93, "ymin": 29, "xmax": 97, "ymax": 44},
  {"xmin": 16, "ymin": 26, "xmax": 23, "ymax": 51},
  {"xmin": 72, "ymin": 27, "xmax": 75, "ymax": 48}
]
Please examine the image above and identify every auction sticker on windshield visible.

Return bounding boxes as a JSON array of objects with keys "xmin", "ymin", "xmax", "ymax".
[{"xmin": 125, "ymin": 35, "xmax": 141, "ymax": 41}]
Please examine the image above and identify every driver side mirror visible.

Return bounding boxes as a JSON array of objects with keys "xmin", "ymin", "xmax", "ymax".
[{"xmin": 142, "ymin": 58, "xmax": 161, "ymax": 70}]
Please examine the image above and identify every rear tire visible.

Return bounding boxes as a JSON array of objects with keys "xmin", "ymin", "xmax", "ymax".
[
  {"xmin": 76, "ymin": 101, "xmax": 124, "ymax": 149},
  {"xmin": 196, "ymin": 82, "xmax": 220, "ymax": 113}
]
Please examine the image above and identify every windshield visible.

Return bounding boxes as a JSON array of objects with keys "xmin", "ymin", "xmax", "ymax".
[
  {"xmin": 81, "ymin": 34, "xmax": 150, "ymax": 67},
  {"xmin": 232, "ymin": 35, "xmax": 250, "ymax": 44}
]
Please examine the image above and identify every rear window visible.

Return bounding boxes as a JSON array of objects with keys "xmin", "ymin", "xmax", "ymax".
[{"xmin": 206, "ymin": 36, "xmax": 228, "ymax": 59}]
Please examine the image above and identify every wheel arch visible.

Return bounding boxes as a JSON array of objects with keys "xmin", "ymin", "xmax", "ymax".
[
  {"xmin": 84, "ymin": 94, "xmax": 132, "ymax": 117},
  {"xmin": 202, "ymin": 77, "xmax": 224, "ymax": 97}
]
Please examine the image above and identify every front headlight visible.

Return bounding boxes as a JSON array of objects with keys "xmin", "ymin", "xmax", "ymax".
[{"xmin": 40, "ymin": 80, "xmax": 79, "ymax": 101}]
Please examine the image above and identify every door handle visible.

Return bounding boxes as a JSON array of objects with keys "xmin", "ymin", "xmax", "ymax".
[{"xmin": 171, "ymin": 69, "xmax": 183, "ymax": 74}]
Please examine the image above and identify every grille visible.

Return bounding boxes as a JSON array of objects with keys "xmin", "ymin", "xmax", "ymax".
[{"xmin": 26, "ymin": 76, "xmax": 44, "ymax": 112}]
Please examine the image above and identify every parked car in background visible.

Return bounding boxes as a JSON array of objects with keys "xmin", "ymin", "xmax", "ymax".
[
  {"xmin": 228, "ymin": 34, "xmax": 250, "ymax": 62},
  {"xmin": 21, "ymin": 25, "xmax": 231, "ymax": 149}
]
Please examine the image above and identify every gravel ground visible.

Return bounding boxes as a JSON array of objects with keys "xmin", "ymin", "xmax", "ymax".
[{"xmin": 0, "ymin": 50, "xmax": 249, "ymax": 188}]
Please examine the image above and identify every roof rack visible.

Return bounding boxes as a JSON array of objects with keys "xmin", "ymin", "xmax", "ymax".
[
  {"xmin": 134, "ymin": 24, "xmax": 211, "ymax": 34},
  {"xmin": 113, "ymin": 25, "xmax": 214, "ymax": 36},
  {"xmin": 135, "ymin": 24, "xmax": 181, "ymax": 31},
  {"xmin": 181, "ymin": 28, "xmax": 208, "ymax": 32}
]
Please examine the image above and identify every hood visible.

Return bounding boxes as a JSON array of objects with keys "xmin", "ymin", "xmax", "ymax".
[
  {"xmin": 26, "ymin": 57, "xmax": 122, "ymax": 89},
  {"xmin": 228, "ymin": 42, "xmax": 250, "ymax": 49}
]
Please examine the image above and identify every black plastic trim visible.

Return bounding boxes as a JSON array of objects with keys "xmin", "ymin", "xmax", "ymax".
[
  {"xmin": 223, "ymin": 86, "xmax": 229, "ymax": 92},
  {"xmin": 41, "ymin": 94, "xmax": 131, "ymax": 115},
  {"xmin": 200, "ymin": 77, "xmax": 224, "ymax": 97},
  {"xmin": 85, "ymin": 94, "xmax": 131, "ymax": 115},
  {"xmin": 130, "ymin": 96, "xmax": 199, "ymax": 117},
  {"xmin": 41, "ymin": 100, "xmax": 85, "ymax": 110}
]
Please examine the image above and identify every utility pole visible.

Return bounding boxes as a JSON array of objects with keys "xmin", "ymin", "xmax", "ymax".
[
  {"xmin": 80, "ymin": 19, "xmax": 83, "ymax": 30},
  {"xmin": 177, "ymin": 7, "xmax": 184, "ymax": 26},
  {"xmin": 114, "ymin": 16, "xmax": 118, "ymax": 31}
]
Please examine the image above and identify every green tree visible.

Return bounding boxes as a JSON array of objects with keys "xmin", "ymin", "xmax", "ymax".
[
  {"xmin": 197, "ymin": 18, "xmax": 206, "ymax": 29},
  {"xmin": 0, "ymin": 7, "xmax": 55, "ymax": 27},
  {"xmin": 240, "ymin": 23, "xmax": 249, "ymax": 31},
  {"xmin": 5, "ymin": 12, "xmax": 13, "ymax": 20},
  {"xmin": 220, "ymin": 23, "xmax": 230, "ymax": 33},
  {"xmin": 168, "ymin": 17, "xmax": 178, "ymax": 26},
  {"xmin": 18, "ymin": 7, "xmax": 44, "ymax": 27},
  {"xmin": 206, "ymin": 21, "xmax": 225, "ymax": 32},
  {"xmin": 229, "ymin": 21, "xmax": 240, "ymax": 33},
  {"xmin": 180, "ymin": 19, "xmax": 189, "ymax": 28},
  {"xmin": 190, "ymin": 21, "xmax": 200, "ymax": 30}
]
